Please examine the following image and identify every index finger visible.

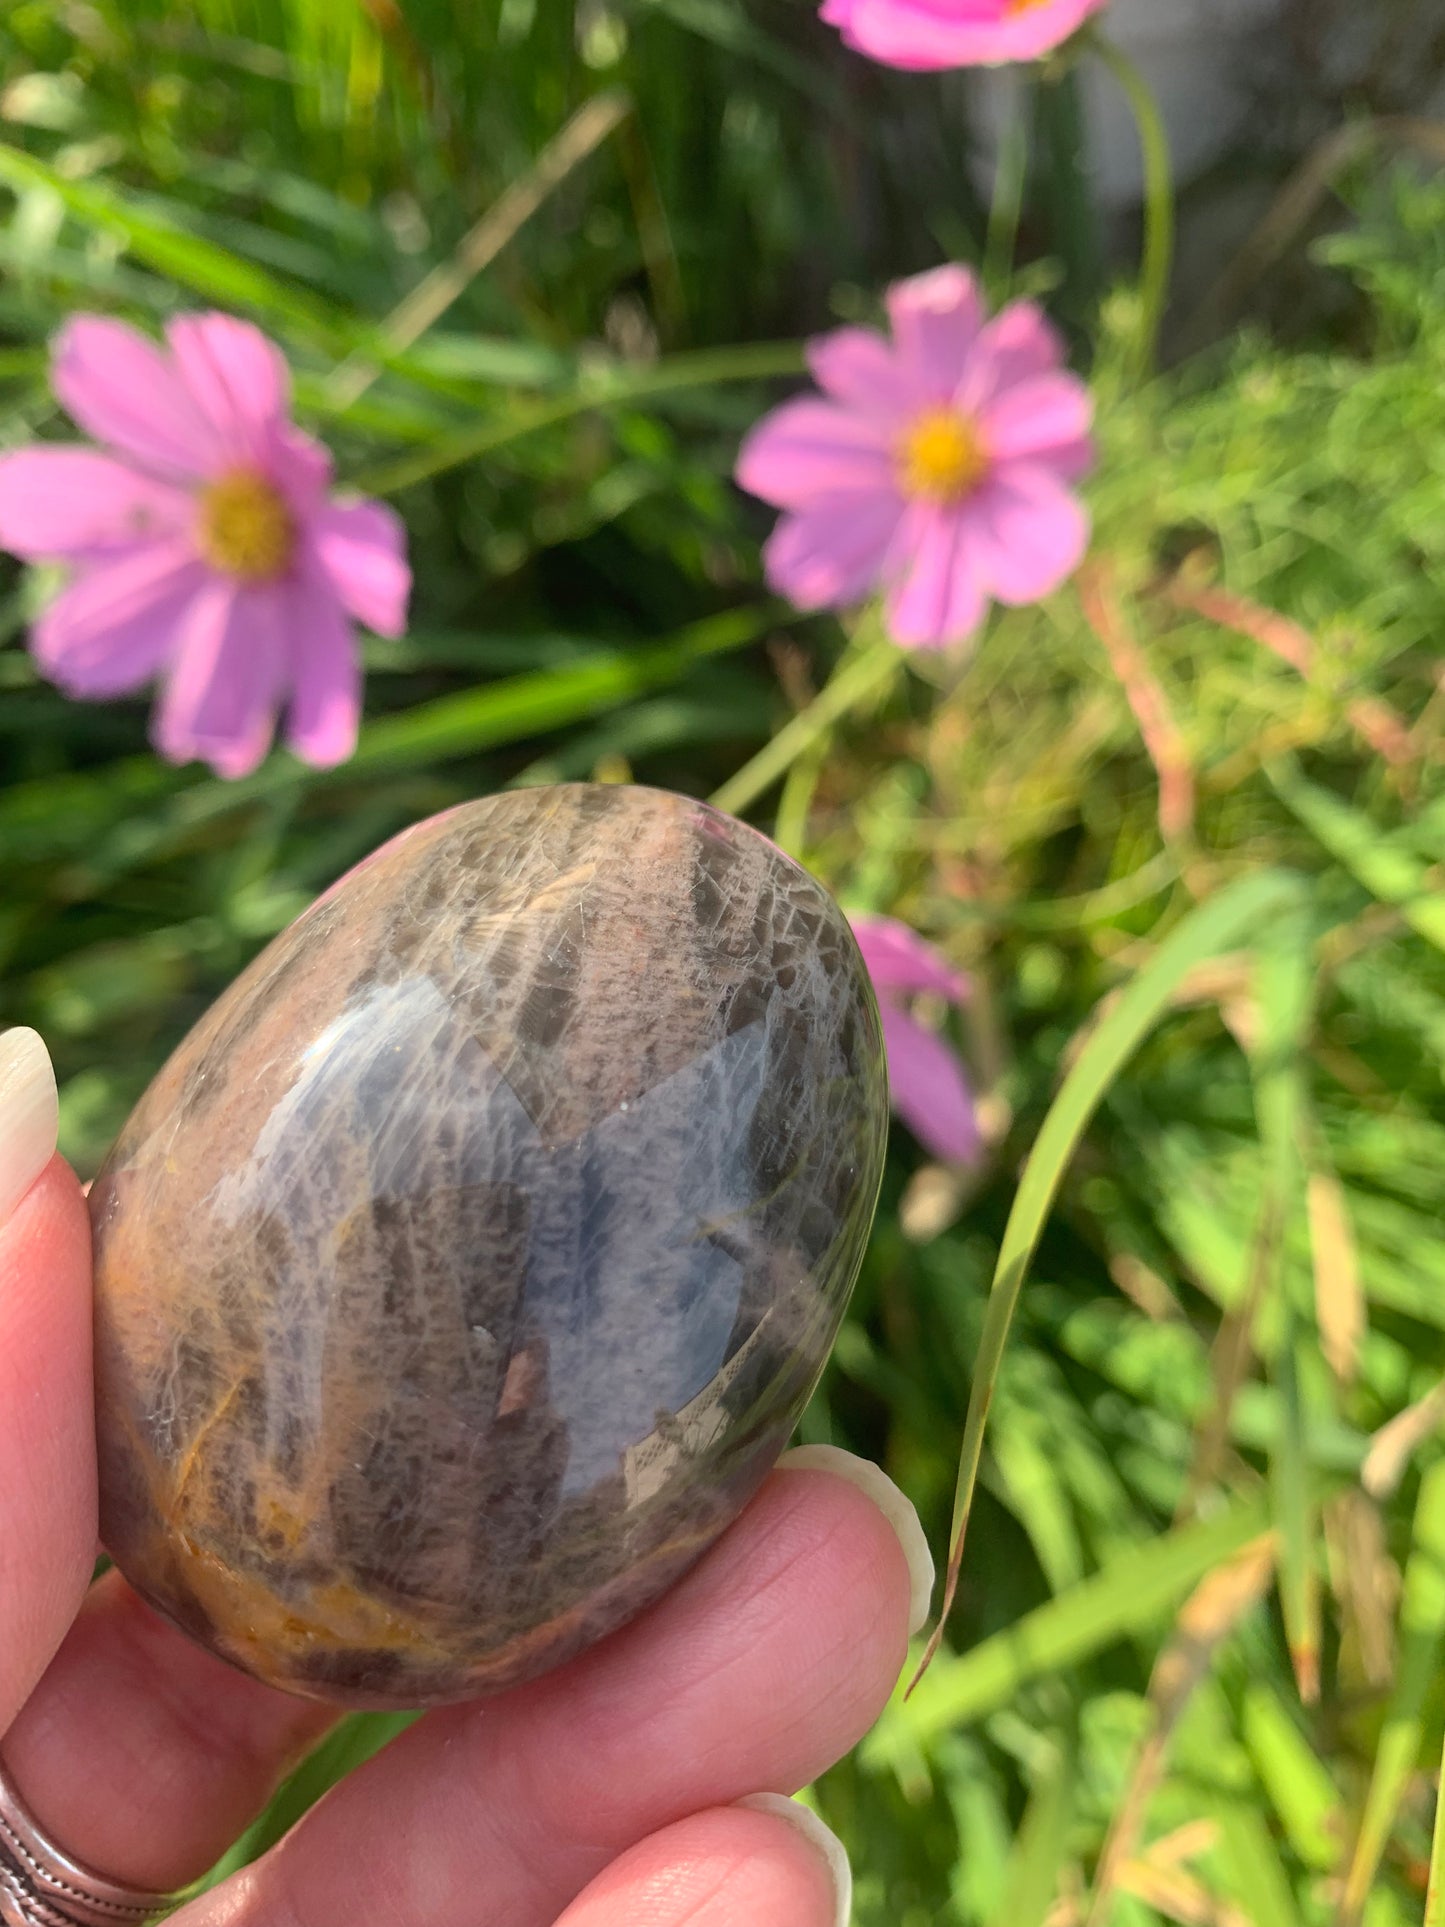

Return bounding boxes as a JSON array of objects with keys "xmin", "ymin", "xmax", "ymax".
[{"xmin": 0, "ymin": 1029, "xmax": 96, "ymax": 1736}]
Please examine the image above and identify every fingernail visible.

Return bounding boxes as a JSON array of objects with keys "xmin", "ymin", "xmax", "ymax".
[
  {"xmin": 0, "ymin": 1028, "xmax": 58, "ymax": 1227},
  {"xmin": 777, "ymin": 1444, "xmax": 934, "ymax": 1637},
  {"xmin": 735, "ymin": 1793, "xmax": 852, "ymax": 1927}
]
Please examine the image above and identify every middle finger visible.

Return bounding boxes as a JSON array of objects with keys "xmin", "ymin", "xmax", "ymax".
[{"xmin": 174, "ymin": 1456, "xmax": 916, "ymax": 1927}]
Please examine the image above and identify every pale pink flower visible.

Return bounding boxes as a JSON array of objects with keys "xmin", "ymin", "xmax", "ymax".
[
  {"xmin": 851, "ymin": 913, "xmax": 979, "ymax": 1164},
  {"xmin": 735, "ymin": 265, "xmax": 1093, "ymax": 650},
  {"xmin": 820, "ymin": 0, "xmax": 1108, "ymax": 69},
  {"xmin": 0, "ymin": 313, "xmax": 410, "ymax": 777}
]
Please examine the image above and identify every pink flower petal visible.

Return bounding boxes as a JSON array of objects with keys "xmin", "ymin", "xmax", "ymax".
[
  {"xmin": 821, "ymin": 0, "xmax": 1106, "ymax": 69},
  {"xmin": 805, "ymin": 325, "xmax": 923, "ymax": 422},
  {"xmin": 972, "ymin": 464, "xmax": 1091, "ymax": 606},
  {"xmin": 821, "ymin": 0, "xmax": 994, "ymax": 69},
  {"xmin": 1021, "ymin": 430, "xmax": 1094, "ymax": 485},
  {"xmin": 763, "ymin": 491, "xmax": 905, "ymax": 610},
  {"xmin": 736, "ymin": 398, "xmax": 896, "ymax": 509},
  {"xmin": 153, "ymin": 576, "xmax": 284, "ymax": 777},
  {"xmin": 21, "ymin": 312, "xmax": 401, "ymax": 768},
  {"xmin": 960, "ymin": 301, "xmax": 1067, "ymax": 411},
  {"xmin": 878, "ymin": 999, "xmax": 979, "ymax": 1165},
  {"xmin": 982, "ymin": 372, "xmax": 1094, "ymax": 476},
  {"xmin": 0, "ymin": 449, "xmax": 193, "ymax": 562},
  {"xmin": 263, "ymin": 421, "xmax": 335, "ymax": 514},
  {"xmin": 32, "ymin": 539, "xmax": 209, "ymax": 696},
  {"xmin": 851, "ymin": 914, "xmax": 970, "ymax": 1002},
  {"xmin": 733, "ymin": 260, "xmax": 1089, "ymax": 642},
  {"xmin": 971, "ymin": 0, "xmax": 1104, "ymax": 63},
  {"xmin": 52, "ymin": 317, "xmax": 225, "ymax": 482},
  {"xmin": 885, "ymin": 501, "xmax": 989, "ymax": 649},
  {"xmin": 284, "ymin": 570, "xmax": 362, "ymax": 768},
  {"xmin": 166, "ymin": 313, "xmax": 291, "ymax": 465},
  {"xmin": 309, "ymin": 498, "xmax": 411, "ymax": 638},
  {"xmin": 886, "ymin": 266, "xmax": 984, "ymax": 399}
]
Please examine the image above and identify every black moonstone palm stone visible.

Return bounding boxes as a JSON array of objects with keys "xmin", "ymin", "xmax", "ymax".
[{"xmin": 90, "ymin": 785, "xmax": 888, "ymax": 1708}]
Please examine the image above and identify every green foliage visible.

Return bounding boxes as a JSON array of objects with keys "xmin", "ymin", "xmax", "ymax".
[{"xmin": 2, "ymin": 6, "xmax": 1445, "ymax": 1922}]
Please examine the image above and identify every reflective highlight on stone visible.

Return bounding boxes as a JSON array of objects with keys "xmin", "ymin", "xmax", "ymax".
[{"xmin": 90, "ymin": 785, "xmax": 888, "ymax": 1707}]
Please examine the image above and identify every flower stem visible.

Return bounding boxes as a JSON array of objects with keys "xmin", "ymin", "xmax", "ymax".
[
  {"xmin": 981, "ymin": 91, "xmax": 1032, "ymax": 304},
  {"xmin": 771, "ymin": 739, "xmax": 829, "ymax": 859},
  {"xmin": 709, "ymin": 637, "xmax": 902, "ymax": 821},
  {"xmin": 1090, "ymin": 32, "xmax": 1175, "ymax": 377},
  {"xmin": 1031, "ymin": 60, "xmax": 1105, "ymax": 335},
  {"xmin": 1427, "ymin": 1724, "xmax": 1445, "ymax": 1925}
]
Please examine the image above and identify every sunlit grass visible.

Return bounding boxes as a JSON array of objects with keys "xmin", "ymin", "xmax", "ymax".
[{"xmin": 1, "ymin": 5, "xmax": 1444, "ymax": 1921}]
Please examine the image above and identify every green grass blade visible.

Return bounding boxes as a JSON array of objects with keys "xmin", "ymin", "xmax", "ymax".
[
  {"xmin": 1427, "ymin": 1727, "xmax": 1445, "ymax": 1927},
  {"xmin": 1088, "ymin": 32, "xmax": 1175, "ymax": 378},
  {"xmin": 1340, "ymin": 1459, "xmax": 1445, "ymax": 1924},
  {"xmin": 1212, "ymin": 1797, "xmax": 1305, "ymax": 1927},
  {"xmin": 354, "ymin": 340, "xmax": 806, "ymax": 495},
  {"xmin": 864, "ymin": 1490, "xmax": 1272, "ymax": 1766},
  {"xmin": 1251, "ymin": 917, "xmax": 1321, "ymax": 1700},
  {"xmin": 985, "ymin": 1727, "xmax": 1078, "ymax": 1927},
  {"xmin": 325, "ymin": 89, "xmax": 633, "ymax": 410},
  {"xmin": 1242, "ymin": 1683, "xmax": 1343, "ymax": 1872},
  {"xmin": 709, "ymin": 637, "xmax": 902, "ymax": 820},
  {"xmin": 0, "ymin": 609, "xmax": 779, "ymax": 887},
  {"xmin": 344, "ymin": 615, "xmax": 761, "ymax": 776},
  {"xmin": 1268, "ymin": 756, "xmax": 1445, "ymax": 956},
  {"xmin": 914, "ymin": 868, "xmax": 1308, "ymax": 1678},
  {"xmin": 0, "ymin": 141, "xmax": 343, "ymax": 342},
  {"xmin": 1273, "ymin": 1320, "xmax": 1322, "ymax": 1700},
  {"xmin": 168, "ymin": 605, "xmax": 777, "ymax": 821}
]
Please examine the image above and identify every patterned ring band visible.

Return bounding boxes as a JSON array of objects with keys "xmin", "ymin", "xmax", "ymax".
[{"xmin": 0, "ymin": 1753, "xmax": 176, "ymax": 1927}]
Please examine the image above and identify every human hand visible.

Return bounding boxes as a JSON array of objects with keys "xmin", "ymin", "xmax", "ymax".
[{"xmin": 0, "ymin": 1028, "xmax": 933, "ymax": 1927}]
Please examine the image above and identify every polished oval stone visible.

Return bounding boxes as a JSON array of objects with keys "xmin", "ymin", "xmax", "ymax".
[{"xmin": 90, "ymin": 785, "xmax": 888, "ymax": 1708}]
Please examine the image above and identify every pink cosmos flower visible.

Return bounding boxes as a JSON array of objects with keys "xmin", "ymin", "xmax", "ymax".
[
  {"xmin": 820, "ymin": 0, "xmax": 1108, "ymax": 69},
  {"xmin": 851, "ymin": 913, "xmax": 979, "ymax": 1164},
  {"xmin": 0, "ymin": 313, "xmax": 410, "ymax": 777},
  {"xmin": 735, "ymin": 265, "xmax": 1093, "ymax": 650}
]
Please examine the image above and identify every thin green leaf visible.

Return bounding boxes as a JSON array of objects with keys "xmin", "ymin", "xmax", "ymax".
[
  {"xmin": 1268, "ymin": 756, "xmax": 1445, "ymax": 955},
  {"xmin": 0, "ymin": 610, "xmax": 777, "ymax": 889},
  {"xmin": 0, "ymin": 141, "xmax": 344, "ymax": 342},
  {"xmin": 1338, "ymin": 1459, "xmax": 1445, "ymax": 1925},
  {"xmin": 1251, "ymin": 916, "xmax": 1321, "ymax": 1701},
  {"xmin": 1211, "ymin": 1797, "xmax": 1305, "ymax": 1927},
  {"xmin": 354, "ymin": 341, "xmax": 806, "ymax": 496},
  {"xmin": 710, "ymin": 637, "xmax": 902, "ymax": 820},
  {"xmin": 985, "ymin": 1727, "xmax": 1078, "ymax": 1927},
  {"xmin": 1086, "ymin": 1536, "xmax": 1277, "ymax": 1927},
  {"xmin": 170, "ymin": 607, "xmax": 777, "ymax": 839},
  {"xmin": 1241, "ymin": 1683, "xmax": 1344, "ymax": 1872},
  {"xmin": 864, "ymin": 1490, "xmax": 1271, "ymax": 1766},
  {"xmin": 1427, "ymin": 1726, "xmax": 1445, "ymax": 1927},
  {"xmin": 914, "ymin": 868, "xmax": 1308, "ymax": 1679}
]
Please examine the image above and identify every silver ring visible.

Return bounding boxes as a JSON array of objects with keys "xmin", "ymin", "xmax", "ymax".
[{"xmin": 0, "ymin": 1752, "xmax": 175, "ymax": 1926}]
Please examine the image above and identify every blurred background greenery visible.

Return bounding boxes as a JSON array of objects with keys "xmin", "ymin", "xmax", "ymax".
[{"xmin": 3, "ymin": 3, "xmax": 1445, "ymax": 1923}]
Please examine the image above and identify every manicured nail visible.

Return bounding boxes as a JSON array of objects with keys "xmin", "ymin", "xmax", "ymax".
[
  {"xmin": 777, "ymin": 1443, "xmax": 935, "ymax": 1637},
  {"xmin": 0, "ymin": 1028, "xmax": 58, "ymax": 1227},
  {"xmin": 735, "ymin": 1793, "xmax": 852, "ymax": 1927}
]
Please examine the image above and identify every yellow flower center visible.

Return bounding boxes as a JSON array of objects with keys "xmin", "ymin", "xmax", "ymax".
[
  {"xmin": 1005, "ymin": 0, "xmax": 1051, "ymax": 13},
  {"xmin": 198, "ymin": 470, "xmax": 296, "ymax": 581},
  {"xmin": 898, "ymin": 408, "xmax": 989, "ymax": 505}
]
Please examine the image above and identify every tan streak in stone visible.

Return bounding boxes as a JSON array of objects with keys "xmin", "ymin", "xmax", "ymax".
[
  {"xmin": 164, "ymin": 1368, "xmax": 253, "ymax": 1525},
  {"xmin": 173, "ymin": 1533, "xmax": 455, "ymax": 1667}
]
